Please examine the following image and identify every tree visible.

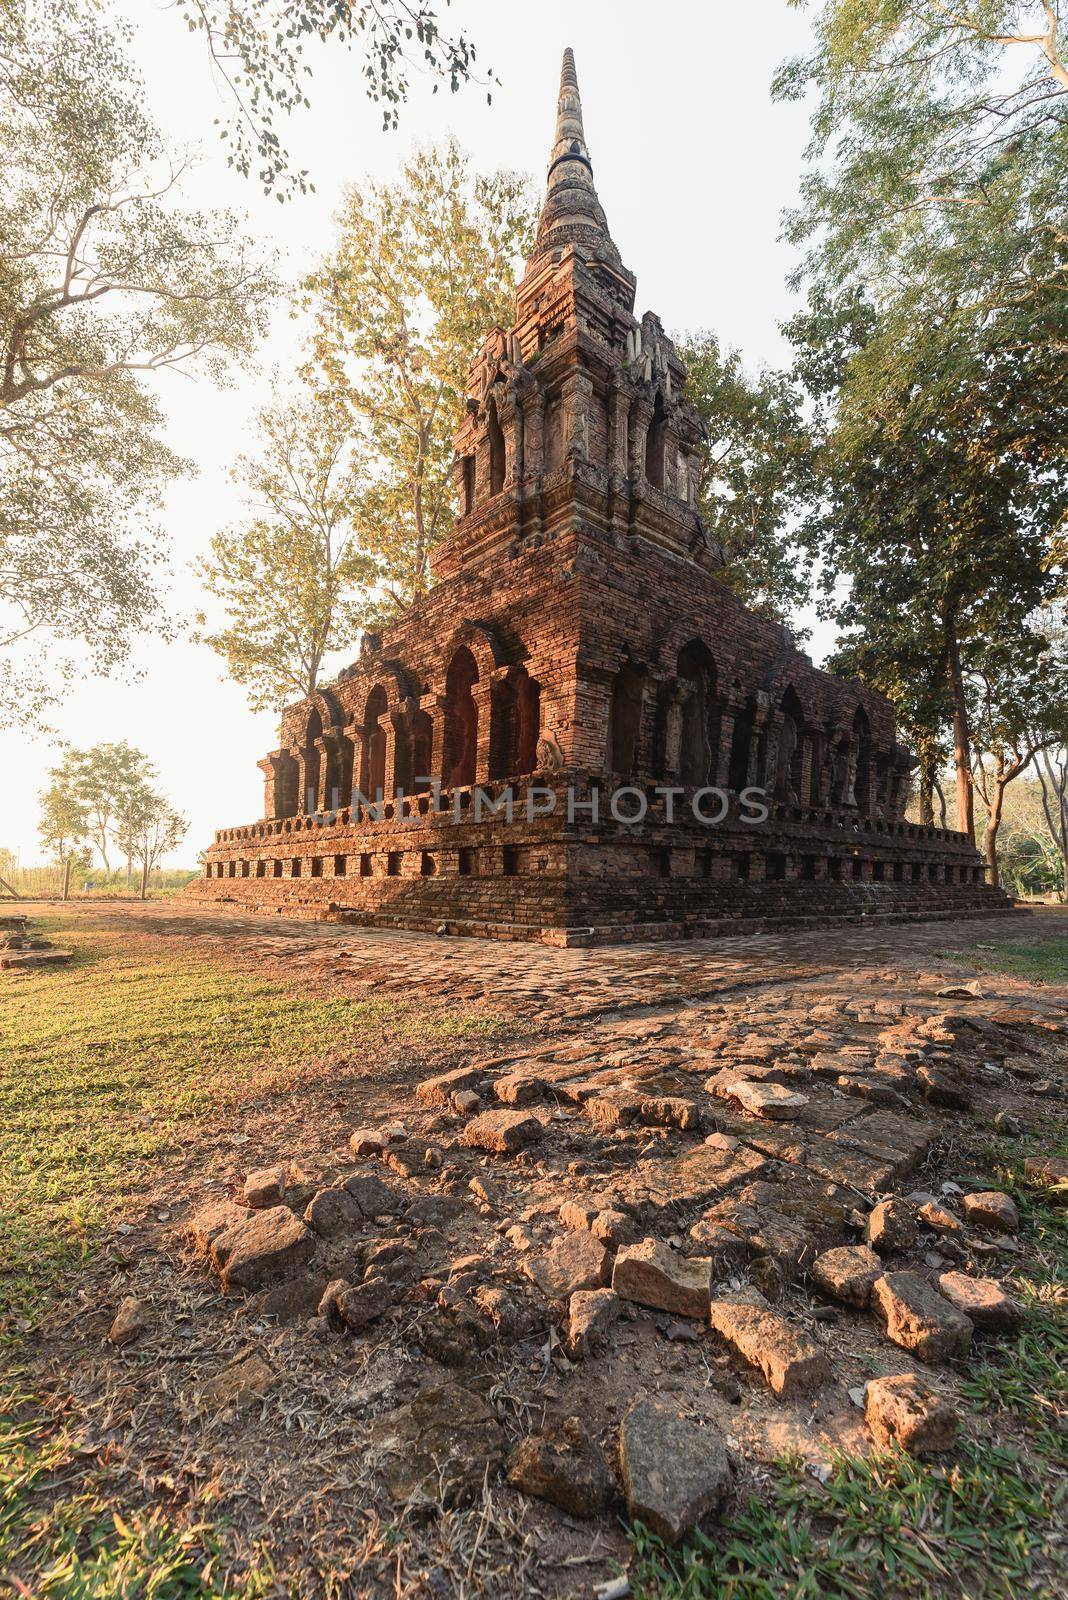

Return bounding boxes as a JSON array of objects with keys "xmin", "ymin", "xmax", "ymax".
[
  {"xmin": 196, "ymin": 389, "xmax": 377, "ymax": 709},
  {"xmin": 304, "ymin": 140, "xmax": 536, "ymax": 619},
  {"xmin": 789, "ymin": 291, "xmax": 1068, "ymax": 841},
  {"xmin": 185, "ymin": 2, "xmax": 490, "ymax": 195},
  {"xmin": 968, "ymin": 625, "xmax": 1068, "ymax": 884},
  {"xmin": 114, "ymin": 783, "xmax": 188, "ymax": 899},
  {"xmin": 45, "ymin": 743, "xmax": 154, "ymax": 880},
  {"xmin": 1035, "ymin": 744, "xmax": 1068, "ymax": 897},
  {"xmin": 1032, "ymin": 604, "xmax": 1068, "ymax": 896},
  {"xmin": 0, "ymin": 0, "xmax": 273, "ymax": 728},
  {"xmin": 678, "ymin": 330, "xmax": 811, "ymax": 621},
  {"xmin": 777, "ymin": 2, "xmax": 1068, "ymax": 360},
  {"xmin": 38, "ymin": 782, "xmax": 91, "ymax": 898},
  {"xmin": 976, "ymin": 775, "xmax": 1064, "ymax": 896}
]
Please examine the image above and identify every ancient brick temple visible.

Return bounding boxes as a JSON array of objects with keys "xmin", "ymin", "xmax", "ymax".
[{"xmin": 187, "ymin": 51, "xmax": 1009, "ymax": 942}]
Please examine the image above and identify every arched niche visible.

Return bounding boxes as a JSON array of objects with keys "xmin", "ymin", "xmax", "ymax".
[
  {"xmin": 490, "ymin": 667, "xmax": 541, "ymax": 780},
  {"xmin": 645, "ymin": 390, "xmax": 668, "ymax": 490},
  {"xmin": 443, "ymin": 647, "xmax": 479, "ymax": 788},
  {"xmin": 362, "ymin": 685, "xmax": 388, "ymax": 799},
  {"xmin": 676, "ymin": 639, "xmax": 719, "ymax": 788},
  {"xmin": 776, "ymin": 685, "xmax": 806, "ymax": 802},
  {"xmin": 608, "ymin": 657, "xmax": 645, "ymax": 776}
]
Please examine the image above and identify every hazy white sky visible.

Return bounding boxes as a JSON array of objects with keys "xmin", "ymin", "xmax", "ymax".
[{"xmin": 1, "ymin": 0, "xmax": 826, "ymax": 866}]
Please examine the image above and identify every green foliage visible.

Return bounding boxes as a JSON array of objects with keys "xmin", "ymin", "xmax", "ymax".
[
  {"xmin": 42, "ymin": 743, "xmax": 155, "ymax": 879},
  {"xmin": 303, "ymin": 139, "xmax": 537, "ymax": 622},
  {"xmin": 788, "ymin": 293, "xmax": 1067, "ymax": 837},
  {"xmin": 185, "ymin": 2, "xmax": 490, "ymax": 195},
  {"xmin": 196, "ymin": 387, "xmax": 377, "ymax": 709},
  {"xmin": 678, "ymin": 331, "xmax": 811, "ymax": 621},
  {"xmin": 948, "ymin": 933, "xmax": 1068, "ymax": 983},
  {"xmin": 776, "ymin": 2, "xmax": 1068, "ymax": 359},
  {"xmin": 0, "ymin": 0, "xmax": 274, "ymax": 728},
  {"xmin": 976, "ymin": 777, "xmax": 1067, "ymax": 896},
  {"xmin": 957, "ymin": 1153, "xmax": 1068, "ymax": 1465},
  {"xmin": 631, "ymin": 1444, "xmax": 1061, "ymax": 1600}
]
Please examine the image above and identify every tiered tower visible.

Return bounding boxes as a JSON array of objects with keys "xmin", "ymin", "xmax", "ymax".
[{"xmin": 186, "ymin": 52, "xmax": 1006, "ymax": 942}]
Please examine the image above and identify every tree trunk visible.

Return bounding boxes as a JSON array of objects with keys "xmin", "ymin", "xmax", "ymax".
[
  {"xmin": 985, "ymin": 795, "xmax": 1004, "ymax": 886},
  {"xmin": 139, "ymin": 859, "xmax": 149, "ymax": 900},
  {"xmin": 919, "ymin": 759, "xmax": 934, "ymax": 826},
  {"xmin": 62, "ymin": 857, "xmax": 71, "ymax": 901},
  {"xmin": 944, "ymin": 621, "xmax": 974, "ymax": 841},
  {"xmin": 932, "ymin": 776, "xmax": 948, "ymax": 829}
]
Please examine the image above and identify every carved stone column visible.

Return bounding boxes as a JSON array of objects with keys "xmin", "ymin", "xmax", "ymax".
[
  {"xmin": 345, "ymin": 723, "xmax": 369, "ymax": 805},
  {"xmin": 747, "ymin": 693, "xmax": 773, "ymax": 789},
  {"xmin": 423, "ymin": 694, "xmax": 449, "ymax": 792},
  {"xmin": 714, "ymin": 706, "xmax": 737, "ymax": 789},
  {"xmin": 628, "ymin": 396, "xmax": 654, "ymax": 481},
  {"xmin": 607, "ymin": 376, "xmax": 630, "ymax": 478},
  {"xmin": 293, "ymin": 748, "xmax": 314, "ymax": 815},
  {"xmin": 497, "ymin": 386, "xmax": 522, "ymax": 489},
  {"xmin": 520, "ymin": 385, "xmax": 545, "ymax": 479},
  {"xmin": 662, "ymin": 681, "xmax": 688, "ymax": 781},
  {"xmin": 562, "ymin": 370, "xmax": 593, "ymax": 462},
  {"xmin": 258, "ymin": 753, "xmax": 283, "ymax": 820},
  {"xmin": 763, "ymin": 711, "xmax": 785, "ymax": 801},
  {"xmin": 473, "ymin": 678, "xmax": 495, "ymax": 785}
]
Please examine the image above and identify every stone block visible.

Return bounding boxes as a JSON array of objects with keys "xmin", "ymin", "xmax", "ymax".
[
  {"xmin": 613, "ymin": 1239, "xmax": 711, "ymax": 1319},
  {"xmin": 865, "ymin": 1373, "xmax": 957, "ymax": 1454},
  {"xmin": 209, "ymin": 1206, "xmax": 316, "ymax": 1292},
  {"xmin": 708, "ymin": 1299, "xmax": 832, "ymax": 1395},
  {"xmin": 620, "ymin": 1399, "xmax": 730, "ymax": 1544},
  {"xmin": 871, "ymin": 1272, "xmax": 972, "ymax": 1362},
  {"xmin": 461, "ymin": 1108, "xmax": 543, "ymax": 1154}
]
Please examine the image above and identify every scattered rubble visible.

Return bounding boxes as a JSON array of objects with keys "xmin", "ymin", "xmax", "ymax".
[
  {"xmin": 871, "ymin": 1272, "xmax": 973, "ymax": 1361},
  {"xmin": 865, "ymin": 1374, "xmax": 958, "ymax": 1454},
  {"xmin": 620, "ymin": 1399, "xmax": 731, "ymax": 1544}
]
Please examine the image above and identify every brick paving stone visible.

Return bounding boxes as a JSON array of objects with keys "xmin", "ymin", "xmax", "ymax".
[
  {"xmin": 708, "ymin": 1298, "xmax": 832, "ymax": 1394},
  {"xmin": 871, "ymin": 1272, "xmax": 973, "ymax": 1362}
]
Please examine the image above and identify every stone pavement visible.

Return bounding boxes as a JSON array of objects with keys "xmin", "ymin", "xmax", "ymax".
[{"xmin": 35, "ymin": 902, "xmax": 1068, "ymax": 1588}]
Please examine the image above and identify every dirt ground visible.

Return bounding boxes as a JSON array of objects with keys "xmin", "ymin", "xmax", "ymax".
[{"xmin": 4, "ymin": 900, "xmax": 1067, "ymax": 1599}]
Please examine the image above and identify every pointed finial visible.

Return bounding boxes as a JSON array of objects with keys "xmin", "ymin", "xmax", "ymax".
[
  {"xmin": 533, "ymin": 47, "xmax": 621, "ymax": 267},
  {"xmin": 547, "ymin": 48, "xmax": 592, "ymax": 191}
]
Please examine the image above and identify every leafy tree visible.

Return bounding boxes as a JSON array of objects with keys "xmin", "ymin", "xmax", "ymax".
[
  {"xmin": 976, "ymin": 775, "xmax": 1065, "ymax": 896},
  {"xmin": 1032, "ymin": 604, "xmax": 1068, "ymax": 895},
  {"xmin": 113, "ymin": 783, "xmax": 188, "ymax": 898},
  {"xmin": 185, "ymin": 2, "xmax": 490, "ymax": 194},
  {"xmin": 196, "ymin": 389, "xmax": 377, "ymax": 709},
  {"xmin": 303, "ymin": 140, "xmax": 536, "ymax": 619},
  {"xmin": 789, "ymin": 291, "xmax": 1067, "ymax": 841},
  {"xmin": 777, "ymin": 1, "xmax": 1068, "ymax": 360},
  {"xmin": 0, "ymin": 0, "xmax": 273, "ymax": 728},
  {"xmin": 678, "ymin": 331, "xmax": 811, "ymax": 621},
  {"xmin": 1035, "ymin": 744, "xmax": 1068, "ymax": 896},
  {"xmin": 968, "ymin": 624, "xmax": 1068, "ymax": 884},
  {"xmin": 37, "ymin": 783, "xmax": 91, "ymax": 897},
  {"xmin": 45, "ymin": 743, "xmax": 154, "ymax": 880}
]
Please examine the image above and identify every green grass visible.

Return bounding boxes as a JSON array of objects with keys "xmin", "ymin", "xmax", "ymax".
[
  {"xmin": 957, "ymin": 1151, "xmax": 1068, "ymax": 1467},
  {"xmin": 0, "ymin": 1405, "xmax": 272, "ymax": 1599},
  {"xmin": 948, "ymin": 935, "xmax": 1068, "ymax": 985},
  {"xmin": 631, "ymin": 1445, "xmax": 1062, "ymax": 1600},
  {"xmin": 0, "ymin": 912, "xmax": 510, "ymax": 1597},
  {"xmin": 0, "ymin": 913, "xmax": 508, "ymax": 1325}
]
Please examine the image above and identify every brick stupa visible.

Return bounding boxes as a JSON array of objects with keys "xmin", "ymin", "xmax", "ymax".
[{"xmin": 187, "ymin": 51, "xmax": 1008, "ymax": 942}]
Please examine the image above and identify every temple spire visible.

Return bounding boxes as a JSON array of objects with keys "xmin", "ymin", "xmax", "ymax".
[{"xmin": 532, "ymin": 47, "xmax": 621, "ymax": 269}]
